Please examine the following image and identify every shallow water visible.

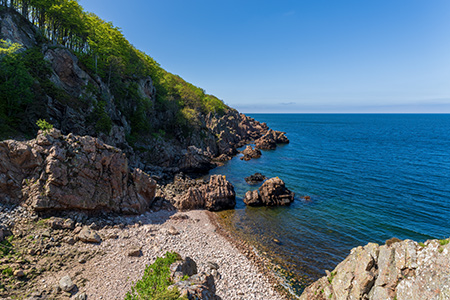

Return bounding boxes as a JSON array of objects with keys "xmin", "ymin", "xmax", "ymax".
[{"xmin": 209, "ymin": 114, "xmax": 450, "ymax": 295}]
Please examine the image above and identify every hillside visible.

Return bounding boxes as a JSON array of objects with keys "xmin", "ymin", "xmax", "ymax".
[{"xmin": 0, "ymin": 2, "xmax": 271, "ymax": 177}]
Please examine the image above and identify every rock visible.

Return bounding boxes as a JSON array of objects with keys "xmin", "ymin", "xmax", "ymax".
[
  {"xmin": 0, "ymin": 228, "xmax": 3, "ymax": 242},
  {"xmin": 62, "ymin": 236, "xmax": 76, "ymax": 245},
  {"xmin": 178, "ymin": 146, "xmax": 214, "ymax": 173},
  {"xmin": 168, "ymin": 226, "xmax": 179, "ymax": 236},
  {"xmin": 240, "ymin": 145, "xmax": 262, "ymax": 161},
  {"xmin": 244, "ymin": 173, "xmax": 267, "ymax": 185},
  {"xmin": 77, "ymin": 227, "xmax": 101, "ymax": 243},
  {"xmin": 255, "ymin": 129, "xmax": 289, "ymax": 150},
  {"xmin": 13, "ymin": 269, "xmax": 25, "ymax": 277},
  {"xmin": 173, "ymin": 175, "xmax": 236, "ymax": 211},
  {"xmin": 243, "ymin": 190, "xmax": 262, "ymax": 206},
  {"xmin": 206, "ymin": 261, "xmax": 219, "ymax": 270},
  {"xmin": 0, "ymin": 129, "xmax": 157, "ymax": 214},
  {"xmin": 243, "ymin": 177, "xmax": 294, "ymax": 206},
  {"xmin": 74, "ymin": 292, "xmax": 87, "ymax": 300},
  {"xmin": 127, "ymin": 246, "xmax": 142, "ymax": 257},
  {"xmin": 170, "ymin": 256, "xmax": 198, "ymax": 280},
  {"xmin": 169, "ymin": 272, "xmax": 217, "ymax": 300},
  {"xmin": 48, "ymin": 217, "xmax": 75, "ymax": 230},
  {"xmin": 59, "ymin": 275, "xmax": 75, "ymax": 292},
  {"xmin": 258, "ymin": 177, "xmax": 294, "ymax": 206},
  {"xmin": 299, "ymin": 238, "xmax": 450, "ymax": 300}
]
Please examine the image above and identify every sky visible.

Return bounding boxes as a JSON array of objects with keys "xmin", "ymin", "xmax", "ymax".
[{"xmin": 78, "ymin": 0, "xmax": 450, "ymax": 113}]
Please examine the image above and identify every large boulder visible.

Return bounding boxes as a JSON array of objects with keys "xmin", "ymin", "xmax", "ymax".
[
  {"xmin": 243, "ymin": 177, "xmax": 294, "ymax": 206},
  {"xmin": 299, "ymin": 238, "xmax": 450, "ymax": 300},
  {"xmin": 178, "ymin": 146, "xmax": 214, "ymax": 173},
  {"xmin": 173, "ymin": 175, "xmax": 236, "ymax": 211},
  {"xmin": 0, "ymin": 129, "xmax": 156, "ymax": 214}
]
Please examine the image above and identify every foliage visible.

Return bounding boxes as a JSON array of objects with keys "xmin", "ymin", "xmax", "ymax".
[
  {"xmin": 0, "ymin": 39, "xmax": 22, "ymax": 55},
  {"xmin": 439, "ymin": 239, "xmax": 449, "ymax": 246},
  {"xmin": 36, "ymin": 118, "xmax": 53, "ymax": 133},
  {"xmin": 0, "ymin": 237, "xmax": 14, "ymax": 258},
  {"xmin": 124, "ymin": 251, "xmax": 185, "ymax": 300},
  {"xmin": 1, "ymin": 0, "xmax": 229, "ymax": 140}
]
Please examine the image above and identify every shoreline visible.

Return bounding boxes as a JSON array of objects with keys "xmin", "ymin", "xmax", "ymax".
[{"xmin": 2, "ymin": 208, "xmax": 288, "ymax": 299}]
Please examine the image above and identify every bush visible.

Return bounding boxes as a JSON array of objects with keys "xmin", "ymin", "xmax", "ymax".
[
  {"xmin": 36, "ymin": 119, "xmax": 53, "ymax": 134},
  {"xmin": 125, "ymin": 251, "xmax": 187, "ymax": 300}
]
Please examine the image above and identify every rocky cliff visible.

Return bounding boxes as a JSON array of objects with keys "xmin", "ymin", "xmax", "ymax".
[
  {"xmin": 0, "ymin": 8, "xmax": 285, "ymax": 179},
  {"xmin": 0, "ymin": 128, "xmax": 156, "ymax": 214},
  {"xmin": 299, "ymin": 238, "xmax": 450, "ymax": 300}
]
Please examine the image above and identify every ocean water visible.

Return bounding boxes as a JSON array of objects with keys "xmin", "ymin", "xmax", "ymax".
[{"xmin": 208, "ymin": 114, "xmax": 450, "ymax": 295}]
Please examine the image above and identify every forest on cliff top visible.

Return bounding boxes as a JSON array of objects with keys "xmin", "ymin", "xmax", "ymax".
[{"xmin": 0, "ymin": 0, "xmax": 228, "ymax": 141}]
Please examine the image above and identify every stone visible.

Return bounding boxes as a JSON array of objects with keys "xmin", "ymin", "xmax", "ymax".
[
  {"xmin": 0, "ymin": 228, "xmax": 3, "ymax": 242},
  {"xmin": 59, "ymin": 275, "xmax": 75, "ymax": 292},
  {"xmin": 244, "ymin": 173, "xmax": 267, "ymax": 185},
  {"xmin": 127, "ymin": 246, "xmax": 142, "ymax": 257},
  {"xmin": 0, "ymin": 129, "xmax": 157, "ymax": 214},
  {"xmin": 170, "ymin": 272, "xmax": 217, "ymax": 300},
  {"xmin": 48, "ymin": 217, "xmax": 75, "ymax": 230},
  {"xmin": 77, "ymin": 227, "xmax": 101, "ymax": 243},
  {"xmin": 168, "ymin": 226, "xmax": 179, "ymax": 236},
  {"xmin": 240, "ymin": 145, "xmax": 262, "ymax": 161},
  {"xmin": 173, "ymin": 175, "xmax": 236, "ymax": 211},
  {"xmin": 299, "ymin": 238, "xmax": 450, "ymax": 300},
  {"xmin": 14, "ymin": 269, "xmax": 25, "ymax": 277},
  {"xmin": 170, "ymin": 256, "xmax": 198, "ymax": 280},
  {"xmin": 254, "ymin": 129, "xmax": 289, "ymax": 150},
  {"xmin": 258, "ymin": 177, "xmax": 294, "ymax": 206},
  {"xmin": 243, "ymin": 190, "xmax": 262, "ymax": 206},
  {"xmin": 74, "ymin": 292, "xmax": 87, "ymax": 300}
]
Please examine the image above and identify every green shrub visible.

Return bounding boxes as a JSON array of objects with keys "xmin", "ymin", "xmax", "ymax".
[
  {"xmin": 36, "ymin": 119, "xmax": 53, "ymax": 134},
  {"xmin": 125, "ymin": 251, "xmax": 186, "ymax": 300}
]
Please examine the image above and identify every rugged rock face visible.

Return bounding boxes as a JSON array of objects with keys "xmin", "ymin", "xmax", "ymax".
[
  {"xmin": 172, "ymin": 175, "xmax": 236, "ymax": 211},
  {"xmin": 169, "ymin": 256, "xmax": 219, "ymax": 300},
  {"xmin": 300, "ymin": 238, "xmax": 450, "ymax": 300},
  {"xmin": 0, "ymin": 129, "xmax": 156, "ymax": 214},
  {"xmin": 240, "ymin": 145, "xmax": 262, "ymax": 161},
  {"xmin": 243, "ymin": 177, "xmax": 294, "ymax": 206},
  {"xmin": 255, "ymin": 129, "xmax": 289, "ymax": 150}
]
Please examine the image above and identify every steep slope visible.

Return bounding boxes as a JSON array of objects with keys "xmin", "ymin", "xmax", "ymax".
[{"xmin": 0, "ymin": 5, "xmax": 277, "ymax": 177}]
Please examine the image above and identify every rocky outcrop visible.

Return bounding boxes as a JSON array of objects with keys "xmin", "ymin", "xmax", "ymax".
[
  {"xmin": 244, "ymin": 173, "xmax": 267, "ymax": 185},
  {"xmin": 255, "ymin": 129, "xmax": 289, "ymax": 150},
  {"xmin": 0, "ymin": 129, "xmax": 156, "ymax": 214},
  {"xmin": 172, "ymin": 175, "xmax": 236, "ymax": 211},
  {"xmin": 178, "ymin": 146, "xmax": 215, "ymax": 173},
  {"xmin": 169, "ymin": 256, "xmax": 219, "ymax": 300},
  {"xmin": 300, "ymin": 238, "xmax": 450, "ymax": 300},
  {"xmin": 240, "ymin": 145, "xmax": 261, "ymax": 161},
  {"xmin": 243, "ymin": 177, "xmax": 294, "ymax": 206}
]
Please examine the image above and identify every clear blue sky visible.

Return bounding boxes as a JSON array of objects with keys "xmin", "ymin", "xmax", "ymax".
[{"xmin": 78, "ymin": 0, "xmax": 450, "ymax": 113}]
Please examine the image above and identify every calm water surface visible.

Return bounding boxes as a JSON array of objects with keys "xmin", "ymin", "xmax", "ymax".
[{"xmin": 208, "ymin": 114, "xmax": 450, "ymax": 295}]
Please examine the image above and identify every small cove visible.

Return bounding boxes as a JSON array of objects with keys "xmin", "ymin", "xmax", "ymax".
[{"xmin": 208, "ymin": 113, "xmax": 450, "ymax": 295}]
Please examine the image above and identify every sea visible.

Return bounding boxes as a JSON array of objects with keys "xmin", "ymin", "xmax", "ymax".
[{"xmin": 207, "ymin": 113, "xmax": 450, "ymax": 296}]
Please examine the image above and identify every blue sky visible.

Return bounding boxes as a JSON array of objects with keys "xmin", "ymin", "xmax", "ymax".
[{"xmin": 78, "ymin": 0, "xmax": 450, "ymax": 113}]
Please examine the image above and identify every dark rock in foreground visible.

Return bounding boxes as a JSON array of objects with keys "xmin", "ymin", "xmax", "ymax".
[
  {"xmin": 173, "ymin": 175, "xmax": 236, "ymax": 211},
  {"xmin": 300, "ymin": 238, "xmax": 450, "ymax": 300},
  {"xmin": 0, "ymin": 129, "xmax": 156, "ymax": 214},
  {"xmin": 243, "ymin": 177, "xmax": 294, "ymax": 206},
  {"xmin": 244, "ymin": 173, "xmax": 267, "ymax": 185}
]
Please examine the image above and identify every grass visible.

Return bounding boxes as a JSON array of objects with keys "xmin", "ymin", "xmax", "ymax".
[
  {"xmin": 327, "ymin": 271, "xmax": 336, "ymax": 284},
  {"xmin": 439, "ymin": 239, "xmax": 449, "ymax": 246},
  {"xmin": 124, "ymin": 251, "xmax": 188, "ymax": 300},
  {"xmin": 418, "ymin": 242, "xmax": 426, "ymax": 247}
]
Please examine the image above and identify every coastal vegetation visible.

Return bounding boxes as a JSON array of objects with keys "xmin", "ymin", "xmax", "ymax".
[
  {"xmin": 125, "ymin": 251, "xmax": 187, "ymax": 300},
  {"xmin": 0, "ymin": 0, "xmax": 227, "ymax": 140}
]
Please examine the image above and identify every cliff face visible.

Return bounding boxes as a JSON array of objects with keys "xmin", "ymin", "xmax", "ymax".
[
  {"xmin": 300, "ymin": 238, "xmax": 450, "ymax": 300},
  {"xmin": 0, "ymin": 8, "xmax": 272, "ymax": 176}
]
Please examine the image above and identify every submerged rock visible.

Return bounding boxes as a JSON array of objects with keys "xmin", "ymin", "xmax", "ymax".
[{"xmin": 299, "ymin": 238, "xmax": 450, "ymax": 300}]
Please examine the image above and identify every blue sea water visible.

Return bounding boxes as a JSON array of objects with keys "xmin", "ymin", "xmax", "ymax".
[{"xmin": 208, "ymin": 114, "xmax": 450, "ymax": 294}]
